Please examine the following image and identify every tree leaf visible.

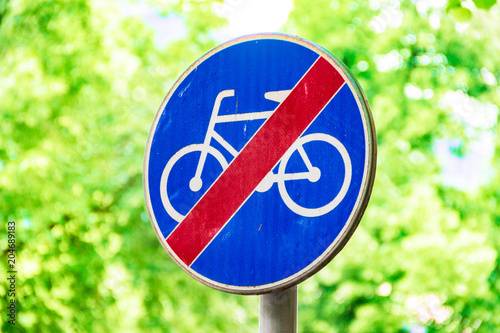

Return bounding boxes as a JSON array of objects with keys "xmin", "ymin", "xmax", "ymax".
[
  {"xmin": 449, "ymin": 6, "xmax": 473, "ymax": 22},
  {"xmin": 473, "ymin": 0, "xmax": 497, "ymax": 9},
  {"xmin": 446, "ymin": 0, "xmax": 462, "ymax": 12}
]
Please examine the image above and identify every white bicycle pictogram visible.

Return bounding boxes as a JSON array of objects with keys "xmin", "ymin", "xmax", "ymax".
[{"xmin": 160, "ymin": 89, "xmax": 352, "ymax": 222}]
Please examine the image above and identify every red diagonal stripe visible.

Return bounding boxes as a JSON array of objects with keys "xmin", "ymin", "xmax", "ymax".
[{"xmin": 166, "ymin": 56, "xmax": 345, "ymax": 266}]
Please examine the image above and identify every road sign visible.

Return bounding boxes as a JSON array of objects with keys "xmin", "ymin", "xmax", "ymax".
[{"xmin": 144, "ymin": 34, "xmax": 376, "ymax": 294}]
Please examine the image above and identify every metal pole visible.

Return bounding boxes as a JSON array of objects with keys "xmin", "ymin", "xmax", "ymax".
[{"xmin": 259, "ymin": 285, "xmax": 298, "ymax": 333}]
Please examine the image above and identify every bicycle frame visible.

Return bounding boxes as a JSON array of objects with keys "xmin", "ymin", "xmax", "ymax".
[{"xmin": 191, "ymin": 89, "xmax": 320, "ymax": 193}]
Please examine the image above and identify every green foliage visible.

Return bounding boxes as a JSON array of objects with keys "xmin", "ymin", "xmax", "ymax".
[
  {"xmin": 472, "ymin": 0, "xmax": 497, "ymax": 10},
  {"xmin": 448, "ymin": 6, "xmax": 473, "ymax": 23},
  {"xmin": 447, "ymin": 0, "xmax": 497, "ymax": 22},
  {"xmin": 0, "ymin": 0, "xmax": 499, "ymax": 332}
]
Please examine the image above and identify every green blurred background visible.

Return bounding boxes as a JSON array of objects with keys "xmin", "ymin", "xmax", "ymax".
[{"xmin": 1, "ymin": 0, "xmax": 499, "ymax": 332}]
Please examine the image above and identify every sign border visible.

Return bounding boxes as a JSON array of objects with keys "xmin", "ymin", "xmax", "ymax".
[{"xmin": 143, "ymin": 33, "xmax": 377, "ymax": 295}]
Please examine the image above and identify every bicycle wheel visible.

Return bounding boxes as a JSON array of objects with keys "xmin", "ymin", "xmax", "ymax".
[
  {"xmin": 277, "ymin": 133, "xmax": 352, "ymax": 217},
  {"xmin": 160, "ymin": 144, "xmax": 228, "ymax": 223}
]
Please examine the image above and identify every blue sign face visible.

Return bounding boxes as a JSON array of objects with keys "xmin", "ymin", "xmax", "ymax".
[{"xmin": 144, "ymin": 34, "xmax": 376, "ymax": 294}]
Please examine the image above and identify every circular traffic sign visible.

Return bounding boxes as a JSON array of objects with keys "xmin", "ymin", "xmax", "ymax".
[{"xmin": 144, "ymin": 34, "xmax": 376, "ymax": 294}]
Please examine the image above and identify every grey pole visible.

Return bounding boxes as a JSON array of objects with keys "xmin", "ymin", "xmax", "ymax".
[{"xmin": 259, "ymin": 285, "xmax": 298, "ymax": 333}]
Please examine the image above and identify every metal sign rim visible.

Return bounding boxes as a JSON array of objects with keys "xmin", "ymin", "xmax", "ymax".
[{"xmin": 143, "ymin": 32, "xmax": 377, "ymax": 295}]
